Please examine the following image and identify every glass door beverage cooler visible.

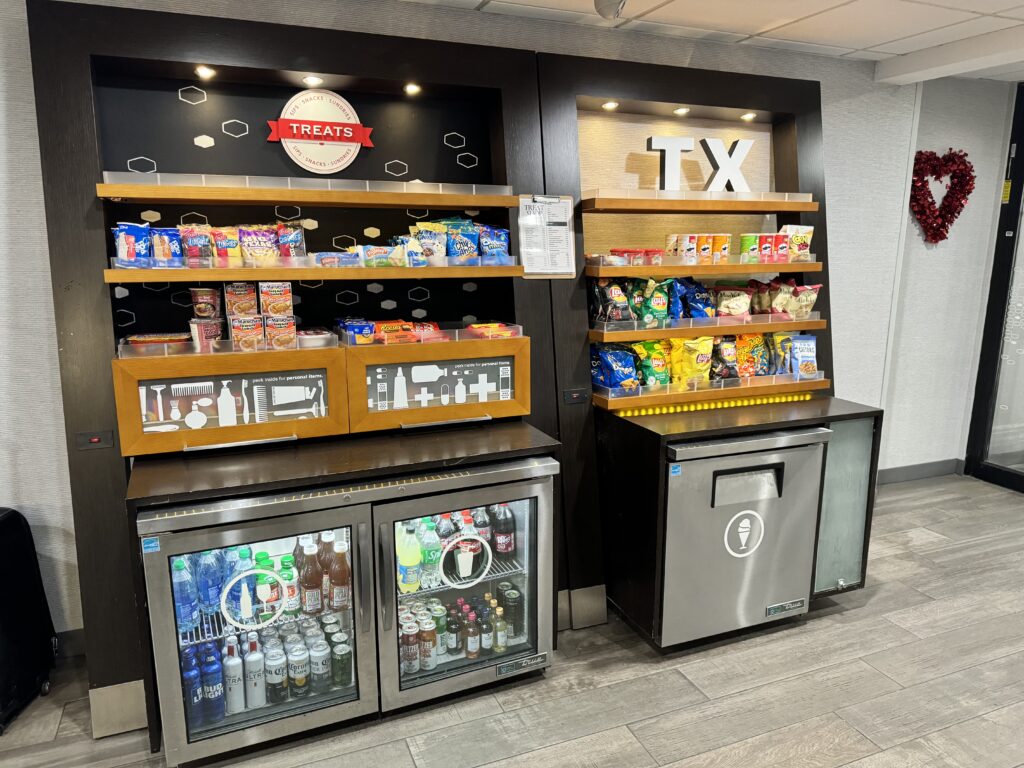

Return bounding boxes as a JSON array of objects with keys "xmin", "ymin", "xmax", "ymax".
[
  {"xmin": 137, "ymin": 456, "xmax": 557, "ymax": 766},
  {"xmin": 139, "ymin": 499, "xmax": 378, "ymax": 767}
]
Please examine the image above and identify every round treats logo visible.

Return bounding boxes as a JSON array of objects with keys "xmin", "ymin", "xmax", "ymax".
[
  {"xmin": 267, "ymin": 89, "xmax": 374, "ymax": 175},
  {"xmin": 724, "ymin": 510, "xmax": 765, "ymax": 558}
]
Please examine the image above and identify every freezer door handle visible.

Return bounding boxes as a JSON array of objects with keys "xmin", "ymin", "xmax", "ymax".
[
  {"xmin": 357, "ymin": 522, "xmax": 372, "ymax": 634},
  {"xmin": 378, "ymin": 522, "xmax": 395, "ymax": 632}
]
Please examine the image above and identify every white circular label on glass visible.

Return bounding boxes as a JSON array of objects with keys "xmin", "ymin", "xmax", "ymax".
[{"xmin": 723, "ymin": 510, "xmax": 765, "ymax": 558}]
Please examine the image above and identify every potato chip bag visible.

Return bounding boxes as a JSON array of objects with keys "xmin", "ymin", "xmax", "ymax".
[
  {"xmin": 769, "ymin": 279, "xmax": 796, "ymax": 315},
  {"xmin": 592, "ymin": 345, "xmax": 640, "ymax": 390},
  {"xmin": 748, "ymin": 279, "xmax": 771, "ymax": 314},
  {"xmin": 676, "ymin": 278, "xmax": 716, "ymax": 318},
  {"xmin": 631, "ymin": 340, "xmax": 671, "ymax": 386},
  {"xmin": 771, "ymin": 333, "xmax": 793, "ymax": 374},
  {"xmin": 786, "ymin": 284, "xmax": 822, "ymax": 319},
  {"xmin": 669, "ymin": 337, "xmax": 713, "ymax": 385},
  {"xmin": 710, "ymin": 337, "xmax": 739, "ymax": 380},
  {"xmin": 715, "ymin": 286, "xmax": 753, "ymax": 318},
  {"xmin": 641, "ymin": 279, "xmax": 672, "ymax": 325},
  {"xmin": 736, "ymin": 333, "xmax": 770, "ymax": 377}
]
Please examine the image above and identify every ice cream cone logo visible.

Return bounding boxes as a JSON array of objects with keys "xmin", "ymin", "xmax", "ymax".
[{"xmin": 737, "ymin": 518, "xmax": 751, "ymax": 549}]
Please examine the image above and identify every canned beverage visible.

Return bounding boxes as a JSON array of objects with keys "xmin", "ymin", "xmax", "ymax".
[
  {"xmin": 504, "ymin": 589, "xmax": 522, "ymax": 637},
  {"xmin": 332, "ymin": 643, "xmax": 353, "ymax": 688},
  {"xmin": 758, "ymin": 234, "xmax": 775, "ymax": 264},
  {"xmin": 739, "ymin": 234, "xmax": 760, "ymax": 264},
  {"xmin": 430, "ymin": 605, "xmax": 448, "ymax": 655},
  {"xmin": 329, "ymin": 631, "xmax": 349, "ymax": 647},
  {"xmin": 321, "ymin": 616, "xmax": 341, "ymax": 637},
  {"xmin": 496, "ymin": 582, "xmax": 513, "ymax": 607},
  {"xmin": 711, "ymin": 234, "xmax": 731, "ymax": 264},
  {"xmin": 401, "ymin": 622, "xmax": 421, "ymax": 675},
  {"xmin": 695, "ymin": 235, "xmax": 714, "ymax": 264},
  {"xmin": 773, "ymin": 233, "xmax": 790, "ymax": 262},
  {"xmin": 419, "ymin": 619, "xmax": 438, "ymax": 671},
  {"xmin": 319, "ymin": 612, "xmax": 339, "ymax": 628},
  {"xmin": 415, "ymin": 610, "xmax": 432, "ymax": 626},
  {"xmin": 298, "ymin": 619, "xmax": 319, "ymax": 635},
  {"xmin": 426, "ymin": 597, "xmax": 443, "ymax": 609},
  {"xmin": 277, "ymin": 621, "xmax": 298, "ymax": 638},
  {"xmin": 265, "ymin": 649, "xmax": 289, "ymax": 704},
  {"xmin": 303, "ymin": 627, "xmax": 325, "ymax": 648},
  {"xmin": 309, "ymin": 640, "xmax": 332, "ymax": 694},
  {"xmin": 258, "ymin": 627, "xmax": 279, "ymax": 643},
  {"xmin": 263, "ymin": 637, "xmax": 284, "ymax": 652},
  {"xmin": 398, "ymin": 611, "xmax": 415, "ymax": 625},
  {"xmin": 287, "ymin": 646, "xmax": 310, "ymax": 697},
  {"xmin": 409, "ymin": 602, "xmax": 426, "ymax": 615}
]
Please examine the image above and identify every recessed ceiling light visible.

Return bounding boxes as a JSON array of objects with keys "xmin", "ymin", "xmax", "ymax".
[
  {"xmin": 673, "ymin": 107, "xmax": 691, "ymax": 116},
  {"xmin": 404, "ymin": 82, "xmax": 422, "ymax": 96},
  {"xmin": 302, "ymin": 75, "xmax": 324, "ymax": 87},
  {"xmin": 601, "ymin": 101, "xmax": 619, "ymax": 111},
  {"xmin": 195, "ymin": 65, "xmax": 216, "ymax": 80},
  {"xmin": 740, "ymin": 112, "xmax": 757, "ymax": 121}
]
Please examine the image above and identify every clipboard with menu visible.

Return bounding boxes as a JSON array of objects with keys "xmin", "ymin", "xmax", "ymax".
[{"xmin": 518, "ymin": 195, "xmax": 576, "ymax": 278}]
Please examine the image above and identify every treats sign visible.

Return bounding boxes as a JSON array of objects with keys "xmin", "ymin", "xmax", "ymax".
[
  {"xmin": 267, "ymin": 89, "xmax": 374, "ymax": 174},
  {"xmin": 647, "ymin": 137, "xmax": 754, "ymax": 193}
]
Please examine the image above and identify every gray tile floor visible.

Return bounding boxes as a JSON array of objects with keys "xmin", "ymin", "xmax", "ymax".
[{"xmin": 4, "ymin": 474, "xmax": 1024, "ymax": 767}]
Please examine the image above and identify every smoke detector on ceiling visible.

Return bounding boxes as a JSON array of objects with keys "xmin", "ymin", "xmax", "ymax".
[{"xmin": 594, "ymin": 0, "xmax": 628, "ymax": 20}]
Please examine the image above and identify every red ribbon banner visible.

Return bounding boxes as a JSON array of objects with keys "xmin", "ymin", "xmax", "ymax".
[{"xmin": 267, "ymin": 119, "xmax": 374, "ymax": 147}]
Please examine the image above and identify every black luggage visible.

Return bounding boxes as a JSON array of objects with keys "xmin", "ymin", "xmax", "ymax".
[{"xmin": 0, "ymin": 508, "xmax": 57, "ymax": 735}]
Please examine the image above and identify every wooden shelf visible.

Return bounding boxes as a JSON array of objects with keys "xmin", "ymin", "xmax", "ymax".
[
  {"xmin": 585, "ymin": 263, "xmax": 822, "ymax": 279},
  {"xmin": 593, "ymin": 378, "xmax": 831, "ymax": 411},
  {"xmin": 103, "ymin": 266, "xmax": 525, "ymax": 283},
  {"xmin": 580, "ymin": 197, "xmax": 818, "ymax": 214},
  {"xmin": 96, "ymin": 183, "xmax": 520, "ymax": 210},
  {"xmin": 589, "ymin": 318, "xmax": 826, "ymax": 343}
]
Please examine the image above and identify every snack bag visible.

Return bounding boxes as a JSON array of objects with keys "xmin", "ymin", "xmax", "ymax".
[
  {"xmin": 591, "ymin": 346, "xmax": 607, "ymax": 388},
  {"xmin": 669, "ymin": 336, "xmax": 714, "ymax": 385},
  {"xmin": 446, "ymin": 222, "xmax": 481, "ymax": 266},
  {"xmin": 715, "ymin": 286, "xmax": 754, "ymax": 318},
  {"xmin": 264, "ymin": 315, "xmax": 297, "ymax": 350},
  {"xmin": 771, "ymin": 333, "xmax": 793, "ymax": 375},
  {"xmin": 631, "ymin": 341, "xmax": 671, "ymax": 386},
  {"xmin": 710, "ymin": 337, "xmax": 739, "ymax": 380},
  {"xmin": 401, "ymin": 236, "xmax": 428, "ymax": 267},
  {"xmin": 179, "ymin": 224, "xmax": 215, "ymax": 268},
  {"xmin": 769, "ymin": 279, "xmax": 797, "ymax": 315},
  {"xmin": 259, "ymin": 281, "xmax": 293, "ymax": 316},
  {"xmin": 150, "ymin": 227, "xmax": 184, "ymax": 268},
  {"xmin": 416, "ymin": 223, "xmax": 448, "ymax": 267},
  {"xmin": 239, "ymin": 225, "xmax": 279, "ymax": 267},
  {"xmin": 735, "ymin": 333, "xmax": 770, "ymax": 377},
  {"xmin": 782, "ymin": 225, "xmax": 814, "ymax": 262},
  {"xmin": 478, "ymin": 225, "xmax": 513, "ymax": 266},
  {"xmin": 791, "ymin": 335, "xmax": 818, "ymax": 379},
  {"xmin": 112, "ymin": 222, "xmax": 152, "ymax": 268},
  {"xmin": 748, "ymin": 279, "xmax": 771, "ymax": 314},
  {"xmin": 276, "ymin": 221, "xmax": 307, "ymax": 263},
  {"xmin": 594, "ymin": 345, "xmax": 640, "ymax": 391},
  {"xmin": 591, "ymin": 279, "xmax": 635, "ymax": 322},
  {"xmin": 640, "ymin": 279, "xmax": 672, "ymax": 326},
  {"xmin": 362, "ymin": 244, "xmax": 407, "ymax": 267},
  {"xmin": 676, "ymin": 278, "xmax": 716, "ymax": 318},
  {"xmin": 627, "ymin": 279, "xmax": 648, "ymax": 319},
  {"xmin": 785, "ymin": 284, "xmax": 822, "ymax": 319},
  {"xmin": 224, "ymin": 282, "xmax": 258, "ymax": 316}
]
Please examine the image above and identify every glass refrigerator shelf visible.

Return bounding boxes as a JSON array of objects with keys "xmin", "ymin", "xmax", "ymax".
[
  {"xmin": 399, "ymin": 636, "xmax": 533, "ymax": 686},
  {"xmin": 399, "ymin": 555, "xmax": 526, "ymax": 598}
]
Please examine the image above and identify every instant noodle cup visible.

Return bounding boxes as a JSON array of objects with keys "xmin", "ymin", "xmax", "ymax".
[
  {"xmin": 265, "ymin": 315, "xmax": 297, "ymax": 350},
  {"xmin": 190, "ymin": 287, "xmax": 220, "ymax": 319},
  {"xmin": 711, "ymin": 234, "xmax": 731, "ymax": 264},
  {"xmin": 230, "ymin": 315, "xmax": 265, "ymax": 352},
  {"xmin": 773, "ymin": 233, "xmax": 791, "ymax": 263},
  {"xmin": 758, "ymin": 234, "xmax": 774, "ymax": 264},
  {"xmin": 739, "ymin": 234, "xmax": 760, "ymax": 264},
  {"xmin": 189, "ymin": 318, "xmax": 222, "ymax": 353},
  {"xmin": 696, "ymin": 235, "xmax": 714, "ymax": 265},
  {"xmin": 259, "ymin": 281, "xmax": 294, "ymax": 316},
  {"xmin": 224, "ymin": 282, "xmax": 258, "ymax": 316}
]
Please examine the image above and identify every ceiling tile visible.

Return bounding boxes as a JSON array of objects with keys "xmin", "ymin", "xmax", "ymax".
[
  {"xmin": 482, "ymin": 0, "xmax": 663, "ymax": 16},
  {"xmin": 842, "ymin": 49, "xmax": 894, "ymax": 59},
  {"xmin": 870, "ymin": 15, "xmax": 1020, "ymax": 53},
  {"xmin": 907, "ymin": 0, "xmax": 1020, "ymax": 11},
  {"xmin": 481, "ymin": 1, "xmax": 617, "ymax": 25},
  {"xmin": 996, "ymin": 3, "xmax": 1024, "ymax": 17},
  {"xmin": 398, "ymin": 0, "xmax": 483, "ymax": 8},
  {"xmin": 763, "ymin": 0, "xmax": 977, "ymax": 48},
  {"xmin": 639, "ymin": 0, "xmax": 849, "ymax": 36},
  {"xmin": 617, "ymin": 19, "xmax": 748, "ymax": 42},
  {"xmin": 740, "ymin": 37, "xmax": 856, "ymax": 56}
]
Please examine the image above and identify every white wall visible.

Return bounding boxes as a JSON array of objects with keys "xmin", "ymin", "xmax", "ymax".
[
  {"xmin": 0, "ymin": 0, "xmax": 1010, "ymax": 631},
  {"xmin": 882, "ymin": 78, "xmax": 1014, "ymax": 469}
]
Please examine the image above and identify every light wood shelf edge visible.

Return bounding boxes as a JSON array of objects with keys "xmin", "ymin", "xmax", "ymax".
[
  {"xmin": 588, "ymin": 319, "xmax": 827, "ymax": 343},
  {"xmin": 580, "ymin": 197, "xmax": 819, "ymax": 214},
  {"xmin": 103, "ymin": 266, "xmax": 525, "ymax": 283},
  {"xmin": 592, "ymin": 378, "xmax": 830, "ymax": 410},
  {"xmin": 96, "ymin": 183, "xmax": 520, "ymax": 209},
  {"xmin": 584, "ymin": 263, "xmax": 823, "ymax": 278}
]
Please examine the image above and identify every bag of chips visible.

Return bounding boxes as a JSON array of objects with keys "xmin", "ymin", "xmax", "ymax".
[
  {"xmin": 239, "ymin": 225, "xmax": 279, "ymax": 267},
  {"xmin": 710, "ymin": 337, "xmax": 739, "ymax": 380},
  {"xmin": 668, "ymin": 279, "xmax": 685, "ymax": 319},
  {"xmin": 640, "ymin": 279, "xmax": 672, "ymax": 326},
  {"xmin": 782, "ymin": 224, "xmax": 814, "ymax": 262},
  {"xmin": 771, "ymin": 333, "xmax": 793, "ymax": 375},
  {"xmin": 591, "ymin": 279, "xmax": 635, "ymax": 322},
  {"xmin": 769, "ymin": 278, "xmax": 797, "ymax": 315},
  {"xmin": 749, "ymin": 279, "xmax": 771, "ymax": 314},
  {"xmin": 277, "ymin": 221, "xmax": 307, "ymax": 262},
  {"xmin": 791, "ymin": 335, "xmax": 819, "ymax": 379},
  {"xmin": 211, "ymin": 226, "xmax": 243, "ymax": 268},
  {"xmin": 595, "ymin": 345, "xmax": 640, "ymax": 390},
  {"xmin": 715, "ymin": 286, "xmax": 754, "ymax": 318},
  {"xmin": 786, "ymin": 284, "xmax": 822, "ymax": 319},
  {"xmin": 478, "ymin": 225, "xmax": 513, "ymax": 266},
  {"xmin": 736, "ymin": 333, "xmax": 770, "ymax": 377},
  {"xmin": 669, "ymin": 337, "xmax": 714, "ymax": 385},
  {"xmin": 676, "ymin": 278, "xmax": 716, "ymax": 318},
  {"xmin": 631, "ymin": 340, "xmax": 671, "ymax": 386}
]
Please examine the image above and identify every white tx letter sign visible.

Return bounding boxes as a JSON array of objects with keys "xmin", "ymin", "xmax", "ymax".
[{"xmin": 647, "ymin": 136, "xmax": 755, "ymax": 193}]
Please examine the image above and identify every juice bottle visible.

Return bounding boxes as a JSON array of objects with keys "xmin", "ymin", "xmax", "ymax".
[
  {"xmin": 329, "ymin": 540, "xmax": 352, "ymax": 613},
  {"xmin": 396, "ymin": 524, "xmax": 421, "ymax": 594},
  {"xmin": 299, "ymin": 542, "xmax": 323, "ymax": 616},
  {"xmin": 318, "ymin": 530, "xmax": 336, "ymax": 598}
]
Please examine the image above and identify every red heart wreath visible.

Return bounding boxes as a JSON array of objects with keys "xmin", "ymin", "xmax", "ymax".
[{"xmin": 910, "ymin": 148, "xmax": 976, "ymax": 244}]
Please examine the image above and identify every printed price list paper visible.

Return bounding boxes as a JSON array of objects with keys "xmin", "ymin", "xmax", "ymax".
[{"xmin": 518, "ymin": 195, "xmax": 576, "ymax": 278}]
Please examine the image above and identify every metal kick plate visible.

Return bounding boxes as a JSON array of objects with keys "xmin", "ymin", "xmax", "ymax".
[{"xmin": 496, "ymin": 652, "xmax": 550, "ymax": 678}]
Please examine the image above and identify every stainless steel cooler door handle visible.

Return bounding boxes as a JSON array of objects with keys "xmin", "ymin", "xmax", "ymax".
[
  {"xmin": 357, "ymin": 522, "xmax": 371, "ymax": 634},
  {"xmin": 378, "ymin": 523, "xmax": 395, "ymax": 632}
]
